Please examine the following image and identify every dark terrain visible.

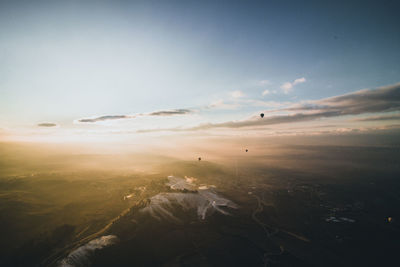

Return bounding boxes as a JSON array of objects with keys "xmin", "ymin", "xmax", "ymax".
[{"xmin": 0, "ymin": 143, "xmax": 399, "ymax": 266}]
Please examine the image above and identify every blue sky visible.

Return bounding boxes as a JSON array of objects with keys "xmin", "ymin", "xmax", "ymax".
[{"xmin": 0, "ymin": 0, "xmax": 399, "ymax": 141}]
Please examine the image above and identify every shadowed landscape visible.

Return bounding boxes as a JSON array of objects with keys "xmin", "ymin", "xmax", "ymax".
[{"xmin": 1, "ymin": 138, "xmax": 399, "ymax": 266}]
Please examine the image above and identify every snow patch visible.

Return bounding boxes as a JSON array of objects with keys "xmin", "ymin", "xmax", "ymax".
[{"xmin": 58, "ymin": 235, "xmax": 118, "ymax": 267}]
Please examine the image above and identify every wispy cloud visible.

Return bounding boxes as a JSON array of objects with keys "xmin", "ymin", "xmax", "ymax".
[
  {"xmin": 77, "ymin": 109, "xmax": 193, "ymax": 123},
  {"xmin": 354, "ymin": 114, "xmax": 400, "ymax": 122},
  {"xmin": 207, "ymin": 100, "xmax": 240, "ymax": 110},
  {"xmin": 139, "ymin": 82, "xmax": 400, "ymax": 132},
  {"xmin": 181, "ymin": 111, "xmax": 339, "ymax": 130},
  {"xmin": 37, "ymin": 123, "xmax": 57, "ymax": 127},
  {"xmin": 280, "ymin": 77, "xmax": 306, "ymax": 94},
  {"xmin": 285, "ymin": 82, "xmax": 400, "ymax": 115},
  {"xmin": 242, "ymin": 99, "xmax": 292, "ymax": 108},
  {"xmin": 78, "ymin": 115, "xmax": 133, "ymax": 123},
  {"xmin": 262, "ymin": 89, "xmax": 270, "ymax": 96},
  {"xmin": 148, "ymin": 109, "xmax": 192, "ymax": 116},
  {"xmin": 293, "ymin": 77, "xmax": 306, "ymax": 85},
  {"xmin": 261, "ymin": 89, "xmax": 277, "ymax": 96}
]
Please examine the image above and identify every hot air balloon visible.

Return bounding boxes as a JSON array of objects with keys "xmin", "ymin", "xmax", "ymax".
[
  {"xmin": 260, "ymin": 113, "xmax": 264, "ymax": 118},
  {"xmin": 245, "ymin": 149, "xmax": 248, "ymax": 152},
  {"xmin": 198, "ymin": 157, "xmax": 201, "ymax": 161}
]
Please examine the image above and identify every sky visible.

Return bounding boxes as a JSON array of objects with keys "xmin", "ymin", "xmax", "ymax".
[{"xmin": 0, "ymin": 0, "xmax": 399, "ymax": 142}]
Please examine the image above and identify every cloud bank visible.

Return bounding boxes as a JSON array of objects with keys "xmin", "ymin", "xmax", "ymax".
[
  {"xmin": 355, "ymin": 114, "xmax": 400, "ymax": 122},
  {"xmin": 139, "ymin": 82, "xmax": 400, "ymax": 132},
  {"xmin": 285, "ymin": 82, "xmax": 400, "ymax": 115}
]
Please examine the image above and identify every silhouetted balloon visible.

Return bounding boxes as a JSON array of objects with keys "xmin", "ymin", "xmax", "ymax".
[
  {"xmin": 198, "ymin": 157, "xmax": 201, "ymax": 161},
  {"xmin": 245, "ymin": 149, "xmax": 248, "ymax": 152},
  {"xmin": 260, "ymin": 113, "xmax": 264, "ymax": 118}
]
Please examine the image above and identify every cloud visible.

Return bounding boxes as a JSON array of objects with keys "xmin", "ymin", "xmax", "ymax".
[
  {"xmin": 78, "ymin": 115, "xmax": 132, "ymax": 123},
  {"xmin": 207, "ymin": 100, "xmax": 240, "ymax": 110},
  {"xmin": 355, "ymin": 114, "xmax": 400, "ymax": 122},
  {"xmin": 243, "ymin": 99, "xmax": 291, "ymax": 108},
  {"xmin": 261, "ymin": 89, "xmax": 278, "ymax": 96},
  {"xmin": 280, "ymin": 77, "xmax": 306, "ymax": 94},
  {"xmin": 285, "ymin": 82, "xmax": 400, "ymax": 115},
  {"xmin": 293, "ymin": 77, "xmax": 306, "ymax": 85},
  {"xmin": 262, "ymin": 89, "xmax": 270, "ymax": 96},
  {"xmin": 77, "ymin": 109, "xmax": 194, "ymax": 123},
  {"xmin": 280, "ymin": 82, "xmax": 293, "ymax": 93},
  {"xmin": 139, "ymin": 82, "xmax": 400, "ymax": 132},
  {"xmin": 230, "ymin": 90, "xmax": 245, "ymax": 98},
  {"xmin": 184, "ymin": 111, "xmax": 339, "ymax": 130},
  {"xmin": 137, "ymin": 112, "xmax": 337, "ymax": 132},
  {"xmin": 148, "ymin": 109, "xmax": 193, "ymax": 116},
  {"xmin": 37, "ymin": 123, "xmax": 57, "ymax": 127}
]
